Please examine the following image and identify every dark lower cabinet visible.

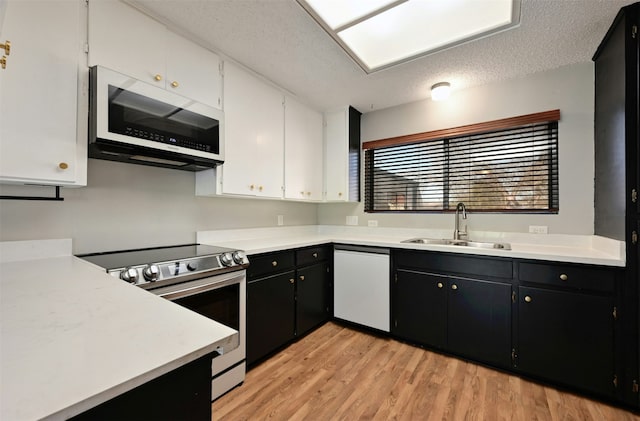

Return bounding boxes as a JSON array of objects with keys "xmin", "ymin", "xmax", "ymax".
[
  {"xmin": 448, "ymin": 277, "xmax": 511, "ymax": 368},
  {"xmin": 296, "ymin": 262, "xmax": 329, "ymax": 336},
  {"xmin": 247, "ymin": 246, "xmax": 331, "ymax": 366},
  {"xmin": 246, "ymin": 271, "xmax": 295, "ymax": 365},
  {"xmin": 71, "ymin": 353, "xmax": 213, "ymax": 421},
  {"xmin": 393, "ymin": 269, "xmax": 447, "ymax": 349},
  {"xmin": 518, "ymin": 286, "xmax": 615, "ymax": 397},
  {"xmin": 392, "ymin": 268, "xmax": 511, "ymax": 369}
]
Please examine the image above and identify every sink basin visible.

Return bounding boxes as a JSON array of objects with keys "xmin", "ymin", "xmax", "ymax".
[{"xmin": 401, "ymin": 238, "xmax": 511, "ymax": 250}]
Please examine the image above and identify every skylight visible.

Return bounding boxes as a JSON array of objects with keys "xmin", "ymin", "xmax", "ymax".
[{"xmin": 297, "ymin": 0, "xmax": 521, "ymax": 73}]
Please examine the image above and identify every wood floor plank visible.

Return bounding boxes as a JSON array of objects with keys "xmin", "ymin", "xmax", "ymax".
[{"xmin": 213, "ymin": 323, "xmax": 640, "ymax": 420}]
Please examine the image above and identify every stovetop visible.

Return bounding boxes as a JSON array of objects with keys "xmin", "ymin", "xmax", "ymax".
[
  {"xmin": 77, "ymin": 243, "xmax": 249, "ymax": 288},
  {"xmin": 78, "ymin": 244, "xmax": 239, "ymax": 270}
]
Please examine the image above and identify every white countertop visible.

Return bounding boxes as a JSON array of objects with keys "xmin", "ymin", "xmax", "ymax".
[
  {"xmin": 0, "ymin": 241, "xmax": 237, "ymax": 421},
  {"xmin": 198, "ymin": 225, "xmax": 625, "ymax": 267}
]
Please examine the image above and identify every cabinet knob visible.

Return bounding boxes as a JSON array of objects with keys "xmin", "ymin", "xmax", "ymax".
[
  {"xmin": 0, "ymin": 56, "xmax": 6, "ymax": 70},
  {"xmin": 249, "ymin": 184, "xmax": 255, "ymax": 191},
  {"xmin": 154, "ymin": 74, "xmax": 162, "ymax": 81},
  {"xmin": 300, "ymin": 275, "xmax": 305, "ymax": 281},
  {"xmin": 272, "ymin": 261, "xmax": 278, "ymax": 267},
  {"xmin": 306, "ymin": 192, "xmax": 311, "ymax": 196},
  {"xmin": 58, "ymin": 162, "xmax": 69, "ymax": 170},
  {"xmin": 559, "ymin": 273, "xmax": 568, "ymax": 281},
  {"xmin": 524, "ymin": 295, "xmax": 532, "ymax": 303},
  {"xmin": 289, "ymin": 278, "xmax": 295, "ymax": 284},
  {"xmin": 0, "ymin": 40, "xmax": 10, "ymax": 55},
  {"xmin": 300, "ymin": 191, "xmax": 305, "ymax": 196},
  {"xmin": 312, "ymin": 252, "xmax": 318, "ymax": 258},
  {"xmin": 259, "ymin": 185, "xmax": 264, "ymax": 192},
  {"xmin": 171, "ymin": 81, "xmax": 179, "ymax": 88},
  {"xmin": 338, "ymin": 192, "xmax": 343, "ymax": 197},
  {"xmin": 437, "ymin": 282, "xmax": 443, "ymax": 289},
  {"xmin": 451, "ymin": 284, "xmax": 458, "ymax": 290}
]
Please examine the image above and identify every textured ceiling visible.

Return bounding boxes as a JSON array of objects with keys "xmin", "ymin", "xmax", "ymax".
[{"xmin": 129, "ymin": 0, "xmax": 635, "ymax": 114}]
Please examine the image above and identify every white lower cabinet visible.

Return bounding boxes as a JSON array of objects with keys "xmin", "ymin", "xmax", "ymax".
[
  {"xmin": 333, "ymin": 246, "xmax": 390, "ymax": 332},
  {"xmin": 0, "ymin": 0, "xmax": 87, "ymax": 186}
]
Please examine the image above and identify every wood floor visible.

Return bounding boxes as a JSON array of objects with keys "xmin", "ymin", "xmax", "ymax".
[{"xmin": 213, "ymin": 322, "xmax": 639, "ymax": 420}]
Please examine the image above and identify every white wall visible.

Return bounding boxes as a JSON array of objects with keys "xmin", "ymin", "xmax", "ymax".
[
  {"xmin": 0, "ymin": 159, "xmax": 317, "ymax": 253},
  {"xmin": 318, "ymin": 62, "xmax": 595, "ymax": 235}
]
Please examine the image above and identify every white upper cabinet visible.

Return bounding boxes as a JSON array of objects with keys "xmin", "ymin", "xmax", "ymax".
[
  {"xmin": 87, "ymin": 0, "xmax": 221, "ymax": 109},
  {"xmin": 0, "ymin": 0, "xmax": 87, "ymax": 186},
  {"xmin": 215, "ymin": 61, "xmax": 284, "ymax": 199},
  {"xmin": 284, "ymin": 96, "xmax": 323, "ymax": 201},
  {"xmin": 324, "ymin": 106, "xmax": 361, "ymax": 202}
]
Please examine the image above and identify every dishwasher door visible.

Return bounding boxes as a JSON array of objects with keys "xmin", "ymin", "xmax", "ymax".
[{"xmin": 333, "ymin": 245, "xmax": 390, "ymax": 332}]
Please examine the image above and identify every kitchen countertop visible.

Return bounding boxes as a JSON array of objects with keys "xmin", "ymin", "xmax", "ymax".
[
  {"xmin": 0, "ymin": 240, "xmax": 236, "ymax": 421},
  {"xmin": 197, "ymin": 225, "xmax": 625, "ymax": 267}
]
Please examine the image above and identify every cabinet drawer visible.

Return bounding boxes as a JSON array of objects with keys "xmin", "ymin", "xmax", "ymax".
[
  {"xmin": 296, "ymin": 246, "xmax": 329, "ymax": 266},
  {"xmin": 247, "ymin": 251, "xmax": 295, "ymax": 278},
  {"xmin": 394, "ymin": 250, "xmax": 513, "ymax": 280},
  {"xmin": 518, "ymin": 262, "xmax": 615, "ymax": 292}
]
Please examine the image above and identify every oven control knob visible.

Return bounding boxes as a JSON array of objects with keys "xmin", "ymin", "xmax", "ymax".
[
  {"xmin": 232, "ymin": 251, "xmax": 246, "ymax": 264},
  {"xmin": 220, "ymin": 252, "xmax": 234, "ymax": 267},
  {"xmin": 121, "ymin": 267, "xmax": 139, "ymax": 284},
  {"xmin": 187, "ymin": 262, "xmax": 198, "ymax": 271},
  {"xmin": 142, "ymin": 264, "xmax": 160, "ymax": 282}
]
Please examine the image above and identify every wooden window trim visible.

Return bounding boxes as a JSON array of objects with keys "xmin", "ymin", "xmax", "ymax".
[{"xmin": 362, "ymin": 109, "xmax": 561, "ymax": 150}]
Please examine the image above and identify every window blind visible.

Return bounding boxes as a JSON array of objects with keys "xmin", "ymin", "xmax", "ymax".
[{"xmin": 364, "ymin": 121, "xmax": 559, "ymax": 213}]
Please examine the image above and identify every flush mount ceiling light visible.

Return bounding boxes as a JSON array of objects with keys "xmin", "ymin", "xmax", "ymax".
[
  {"xmin": 297, "ymin": 0, "xmax": 521, "ymax": 74},
  {"xmin": 431, "ymin": 82, "xmax": 451, "ymax": 101}
]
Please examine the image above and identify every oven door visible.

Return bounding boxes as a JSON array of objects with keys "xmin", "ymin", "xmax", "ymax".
[{"xmin": 152, "ymin": 270, "xmax": 246, "ymax": 375}]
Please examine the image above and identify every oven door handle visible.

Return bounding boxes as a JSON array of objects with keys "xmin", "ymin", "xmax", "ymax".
[{"xmin": 157, "ymin": 271, "xmax": 245, "ymax": 301}]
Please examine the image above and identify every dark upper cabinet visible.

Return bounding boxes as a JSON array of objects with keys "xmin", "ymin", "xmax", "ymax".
[
  {"xmin": 594, "ymin": 2, "xmax": 639, "ymax": 230},
  {"xmin": 593, "ymin": 2, "xmax": 639, "ymax": 407},
  {"xmin": 518, "ymin": 286, "xmax": 615, "ymax": 398}
]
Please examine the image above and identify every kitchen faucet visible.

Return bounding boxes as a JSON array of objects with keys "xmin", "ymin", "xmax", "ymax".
[{"xmin": 453, "ymin": 202, "xmax": 468, "ymax": 240}]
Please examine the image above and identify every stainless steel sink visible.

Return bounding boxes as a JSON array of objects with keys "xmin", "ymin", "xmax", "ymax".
[{"xmin": 401, "ymin": 238, "xmax": 511, "ymax": 250}]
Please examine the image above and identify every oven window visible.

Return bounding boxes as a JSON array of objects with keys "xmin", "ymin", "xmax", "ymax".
[{"xmin": 172, "ymin": 283, "xmax": 239, "ymax": 331}]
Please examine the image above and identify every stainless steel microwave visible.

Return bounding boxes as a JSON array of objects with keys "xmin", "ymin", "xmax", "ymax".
[{"xmin": 89, "ymin": 66, "xmax": 224, "ymax": 171}]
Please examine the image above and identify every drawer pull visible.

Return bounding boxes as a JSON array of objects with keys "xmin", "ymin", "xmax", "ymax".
[
  {"xmin": 437, "ymin": 282, "xmax": 443, "ymax": 289},
  {"xmin": 559, "ymin": 273, "xmax": 568, "ymax": 281},
  {"xmin": 451, "ymin": 284, "xmax": 458, "ymax": 290},
  {"xmin": 524, "ymin": 295, "xmax": 532, "ymax": 303},
  {"xmin": 272, "ymin": 261, "xmax": 278, "ymax": 267},
  {"xmin": 312, "ymin": 252, "xmax": 318, "ymax": 258},
  {"xmin": 289, "ymin": 278, "xmax": 295, "ymax": 284},
  {"xmin": 300, "ymin": 275, "xmax": 305, "ymax": 281}
]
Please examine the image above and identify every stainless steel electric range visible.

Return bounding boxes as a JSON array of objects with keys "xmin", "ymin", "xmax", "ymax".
[{"xmin": 77, "ymin": 244, "xmax": 249, "ymax": 400}]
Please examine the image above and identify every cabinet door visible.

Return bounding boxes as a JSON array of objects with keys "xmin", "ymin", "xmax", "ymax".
[
  {"xmin": 284, "ymin": 96, "xmax": 323, "ymax": 201},
  {"xmin": 222, "ymin": 61, "xmax": 284, "ymax": 198},
  {"xmin": 324, "ymin": 109, "xmax": 349, "ymax": 201},
  {"xmin": 448, "ymin": 277, "xmax": 511, "ymax": 368},
  {"xmin": 296, "ymin": 262, "xmax": 329, "ymax": 336},
  {"xmin": 165, "ymin": 30, "xmax": 221, "ymax": 109},
  {"xmin": 246, "ymin": 271, "xmax": 295, "ymax": 365},
  {"xmin": 518, "ymin": 286, "xmax": 615, "ymax": 397},
  {"xmin": 0, "ymin": 0, "xmax": 81, "ymax": 184},
  {"xmin": 88, "ymin": 0, "xmax": 166, "ymax": 87},
  {"xmin": 392, "ymin": 270, "xmax": 447, "ymax": 349}
]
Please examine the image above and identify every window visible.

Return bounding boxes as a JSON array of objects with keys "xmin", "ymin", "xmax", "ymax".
[{"xmin": 364, "ymin": 110, "xmax": 560, "ymax": 213}]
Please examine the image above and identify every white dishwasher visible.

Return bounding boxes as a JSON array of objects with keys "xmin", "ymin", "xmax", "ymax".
[{"xmin": 333, "ymin": 245, "xmax": 390, "ymax": 332}]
